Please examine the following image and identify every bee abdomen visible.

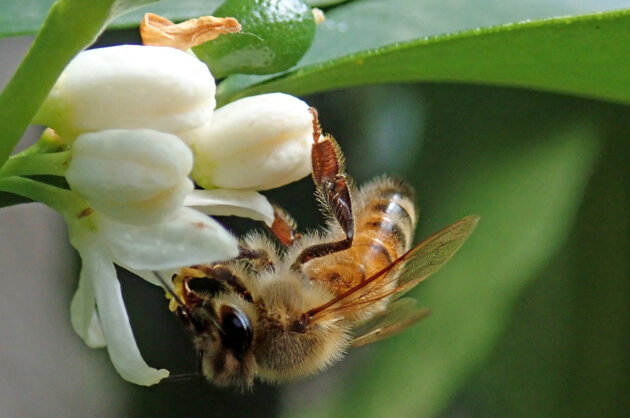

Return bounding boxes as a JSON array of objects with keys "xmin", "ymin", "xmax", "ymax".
[{"xmin": 354, "ymin": 177, "xmax": 417, "ymax": 266}]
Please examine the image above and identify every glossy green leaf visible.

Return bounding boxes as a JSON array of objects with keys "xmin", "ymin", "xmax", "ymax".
[
  {"xmin": 217, "ymin": 7, "xmax": 630, "ymax": 105},
  {"xmin": 0, "ymin": 0, "xmax": 215, "ymax": 37},
  {"xmin": 0, "ymin": 0, "xmax": 157, "ymax": 166},
  {"xmin": 193, "ymin": 0, "xmax": 316, "ymax": 77},
  {"xmin": 0, "ymin": 0, "xmax": 337, "ymax": 37},
  {"xmin": 279, "ymin": 85, "xmax": 602, "ymax": 418}
]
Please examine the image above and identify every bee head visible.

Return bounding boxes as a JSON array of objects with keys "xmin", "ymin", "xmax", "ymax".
[
  {"xmin": 167, "ymin": 267, "xmax": 350, "ymax": 387},
  {"xmin": 187, "ymin": 283, "xmax": 259, "ymax": 389}
]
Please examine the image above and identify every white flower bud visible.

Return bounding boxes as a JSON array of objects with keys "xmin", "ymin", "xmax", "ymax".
[
  {"xmin": 189, "ymin": 93, "xmax": 313, "ymax": 191},
  {"xmin": 66, "ymin": 129, "xmax": 193, "ymax": 225},
  {"xmin": 34, "ymin": 45, "xmax": 215, "ymax": 139}
]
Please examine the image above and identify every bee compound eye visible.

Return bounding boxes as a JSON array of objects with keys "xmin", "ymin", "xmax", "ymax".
[{"xmin": 220, "ymin": 305, "xmax": 253, "ymax": 358}]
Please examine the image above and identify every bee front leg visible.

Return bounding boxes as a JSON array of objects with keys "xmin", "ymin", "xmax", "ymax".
[
  {"xmin": 236, "ymin": 244, "xmax": 275, "ymax": 270},
  {"xmin": 292, "ymin": 108, "xmax": 354, "ymax": 270},
  {"xmin": 268, "ymin": 205, "xmax": 302, "ymax": 247}
]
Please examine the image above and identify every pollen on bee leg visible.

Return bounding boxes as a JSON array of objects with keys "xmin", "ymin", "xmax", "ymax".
[
  {"xmin": 166, "ymin": 275, "xmax": 187, "ymax": 311},
  {"xmin": 140, "ymin": 13, "xmax": 241, "ymax": 50},
  {"xmin": 180, "ymin": 266, "xmax": 207, "ymax": 278},
  {"xmin": 166, "ymin": 267, "xmax": 205, "ymax": 311}
]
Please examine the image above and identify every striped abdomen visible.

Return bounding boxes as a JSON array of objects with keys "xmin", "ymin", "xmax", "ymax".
[
  {"xmin": 351, "ymin": 177, "xmax": 417, "ymax": 276},
  {"xmin": 304, "ymin": 177, "xmax": 417, "ymax": 317}
]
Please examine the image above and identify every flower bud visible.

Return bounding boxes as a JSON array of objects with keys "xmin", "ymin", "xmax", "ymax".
[
  {"xmin": 34, "ymin": 45, "xmax": 216, "ymax": 139},
  {"xmin": 190, "ymin": 93, "xmax": 313, "ymax": 190},
  {"xmin": 66, "ymin": 129, "xmax": 193, "ymax": 225}
]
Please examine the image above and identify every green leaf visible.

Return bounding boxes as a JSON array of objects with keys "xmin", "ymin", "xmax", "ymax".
[
  {"xmin": 0, "ymin": 0, "xmax": 211, "ymax": 37},
  {"xmin": 280, "ymin": 85, "xmax": 602, "ymax": 417},
  {"xmin": 0, "ymin": 0, "xmax": 157, "ymax": 167},
  {"xmin": 216, "ymin": 2, "xmax": 630, "ymax": 104},
  {"xmin": 0, "ymin": 0, "xmax": 336, "ymax": 38},
  {"xmin": 193, "ymin": 0, "xmax": 316, "ymax": 77}
]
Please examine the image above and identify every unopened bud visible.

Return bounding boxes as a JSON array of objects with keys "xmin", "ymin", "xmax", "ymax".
[
  {"xmin": 34, "ymin": 45, "xmax": 215, "ymax": 139},
  {"xmin": 66, "ymin": 129, "xmax": 193, "ymax": 225},
  {"xmin": 190, "ymin": 93, "xmax": 313, "ymax": 191}
]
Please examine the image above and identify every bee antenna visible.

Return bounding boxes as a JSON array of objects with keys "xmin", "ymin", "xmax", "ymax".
[
  {"xmin": 152, "ymin": 271, "xmax": 186, "ymax": 307},
  {"xmin": 152, "ymin": 271, "xmax": 208, "ymax": 333}
]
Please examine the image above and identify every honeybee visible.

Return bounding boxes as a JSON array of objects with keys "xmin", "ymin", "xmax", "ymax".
[{"xmin": 163, "ymin": 109, "xmax": 479, "ymax": 388}]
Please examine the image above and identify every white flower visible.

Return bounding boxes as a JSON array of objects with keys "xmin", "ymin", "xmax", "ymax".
[
  {"xmin": 66, "ymin": 129, "xmax": 193, "ymax": 226},
  {"xmin": 32, "ymin": 43, "xmax": 317, "ymax": 386},
  {"xmin": 34, "ymin": 45, "xmax": 215, "ymax": 139},
  {"xmin": 60, "ymin": 127, "xmax": 278, "ymax": 385},
  {"xmin": 184, "ymin": 188, "xmax": 275, "ymax": 226},
  {"xmin": 187, "ymin": 93, "xmax": 313, "ymax": 191},
  {"xmin": 61, "ymin": 127, "xmax": 276, "ymax": 385},
  {"xmin": 69, "ymin": 207, "xmax": 239, "ymax": 386}
]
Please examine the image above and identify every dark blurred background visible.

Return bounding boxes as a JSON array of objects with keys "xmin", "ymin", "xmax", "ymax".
[{"xmin": 1, "ymin": 26, "xmax": 628, "ymax": 417}]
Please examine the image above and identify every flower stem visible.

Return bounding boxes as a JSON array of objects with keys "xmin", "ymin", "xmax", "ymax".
[
  {"xmin": 0, "ymin": 151, "xmax": 71, "ymax": 177},
  {"xmin": 13, "ymin": 128, "xmax": 66, "ymax": 158},
  {"xmin": 0, "ymin": 175, "xmax": 87, "ymax": 220},
  {"xmin": 0, "ymin": 0, "xmax": 119, "ymax": 167}
]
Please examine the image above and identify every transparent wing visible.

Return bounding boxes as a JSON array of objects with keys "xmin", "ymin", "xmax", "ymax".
[
  {"xmin": 308, "ymin": 215, "xmax": 479, "ymax": 321},
  {"xmin": 351, "ymin": 298, "xmax": 431, "ymax": 348}
]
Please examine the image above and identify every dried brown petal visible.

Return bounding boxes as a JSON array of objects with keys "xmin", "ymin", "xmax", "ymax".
[{"xmin": 140, "ymin": 13, "xmax": 241, "ymax": 50}]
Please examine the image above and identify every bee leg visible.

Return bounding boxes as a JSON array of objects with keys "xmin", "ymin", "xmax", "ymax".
[
  {"xmin": 268, "ymin": 204, "xmax": 302, "ymax": 246},
  {"xmin": 236, "ymin": 244, "xmax": 275, "ymax": 271},
  {"xmin": 193, "ymin": 264, "xmax": 254, "ymax": 302},
  {"xmin": 292, "ymin": 108, "xmax": 354, "ymax": 269}
]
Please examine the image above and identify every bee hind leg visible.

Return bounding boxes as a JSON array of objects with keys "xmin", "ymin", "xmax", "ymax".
[{"xmin": 292, "ymin": 108, "xmax": 355, "ymax": 270}]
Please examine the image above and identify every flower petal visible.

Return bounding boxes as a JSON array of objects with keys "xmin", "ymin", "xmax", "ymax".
[
  {"xmin": 81, "ymin": 244, "xmax": 169, "ymax": 385},
  {"xmin": 34, "ymin": 45, "xmax": 215, "ymax": 138},
  {"xmin": 122, "ymin": 268, "xmax": 167, "ymax": 287},
  {"xmin": 86, "ymin": 310, "xmax": 106, "ymax": 348},
  {"xmin": 70, "ymin": 269, "xmax": 105, "ymax": 348},
  {"xmin": 100, "ymin": 207, "xmax": 239, "ymax": 270},
  {"xmin": 184, "ymin": 189, "xmax": 274, "ymax": 226},
  {"xmin": 66, "ymin": 129, "xmax": 194, "ymax": 226},
  {"xmin": 190, "ymin": 93, "xmax": 313, "ymax": 190}
]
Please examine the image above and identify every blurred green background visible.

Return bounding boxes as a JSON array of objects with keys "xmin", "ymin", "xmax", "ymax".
[
  {"xmin": 123, "ymin": 80, "xmax": 629, "ymax": 418},
  {"xmin": 1, "ymin": 0, "xmax": 629, "ymax": 417},
  {"xmin": 104, "ymin": 63, "xmax": 630, "ymax": 417}
]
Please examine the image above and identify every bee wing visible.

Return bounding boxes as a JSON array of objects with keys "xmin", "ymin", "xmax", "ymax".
[
  {"xmin": 308, "ymin": 215, "xmax": 479, "ymax": 320},
  {"xmin": 384, "ymin": 214, "xmax": 481, "ymax": 297},
  {"xmin": 351, "ymin": 298, "xmax": 431, "ymax": 348}
]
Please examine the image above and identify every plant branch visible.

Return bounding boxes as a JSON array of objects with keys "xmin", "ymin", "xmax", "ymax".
[
  {"xmin": 0, "ymin": 175, "xmax": 86, "ymax": 219},
  {"xmin": 0, "ymin": 151, "xmax": 71, "ymax": 177}
]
